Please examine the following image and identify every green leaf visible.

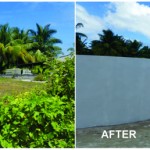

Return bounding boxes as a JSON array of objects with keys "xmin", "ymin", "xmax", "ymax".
[
  {"xmin": 13, "ymin": 121, "xmax": 19, "ymax": 125},
  {"xmin": 18, "ymin": 112, "xmax": 24, "ymax": 118}
]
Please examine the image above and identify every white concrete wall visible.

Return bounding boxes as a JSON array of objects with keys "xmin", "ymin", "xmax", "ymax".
[{"xmin": 76, "ymin": 55, "xmax": 150, "ymax": 128}]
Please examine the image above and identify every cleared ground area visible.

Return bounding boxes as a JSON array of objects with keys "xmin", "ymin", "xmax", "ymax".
[{"xmin": 76, "ymin": 120, "xmax": 150, "ymax": 148}]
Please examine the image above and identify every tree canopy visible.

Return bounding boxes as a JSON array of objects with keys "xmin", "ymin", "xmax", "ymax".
[
  {"xmin": 0, "ymin": 23, "xmax": 62, "ymax": 73},
  {"xmin": 76, "ymin": 26, "xmax": 150, "ymax": 59}
]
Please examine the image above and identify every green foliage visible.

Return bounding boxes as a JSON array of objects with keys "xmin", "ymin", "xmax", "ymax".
[
  {"xmin": 34, "ymin": 74, "xmax": 45, "ymax": 81},
  {"xmin": 0, "ymin": 90, "xmax": 74, "ymax": 148},
  {"xmin": 76, "ymin": 28, "xmax": 150, "ymax": 58},
  {"xmin": 0, "ymin": 22, "xmax": 74, "ymax": 148},
  {"xmin": 76, "ymin": 23, "xmax": 92, "ymax": 55},
  {"xmin": 0, "ymin": 52, "xmax": 75, "ymax": 148},
  {"xmin": 27, "ymin": 23, "xmax": 62, "ymax": 57},
  {"xmin": 45, "ymin": 55, "xmax": 75, "ymax": 100},
  {"xmin": 0, "ymin": 23, "xmax": 62, "ymax": 73}
]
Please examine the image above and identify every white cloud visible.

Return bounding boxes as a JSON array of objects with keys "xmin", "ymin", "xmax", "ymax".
[
  {"xmin": 105, "ymin": 2, "xmax": 150, "ymax": 39},
  {"xmin": 76, "ymin": 4, "xmax": 105, "ymax": 40},
  {"xmin": 76, "ymin": 2, "xmax": 150, "ymax": 41}
]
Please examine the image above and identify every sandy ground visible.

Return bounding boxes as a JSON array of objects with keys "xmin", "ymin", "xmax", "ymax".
[{"xmin": 76, "ymin": 120, "xmax": 150, "ymax": 148}]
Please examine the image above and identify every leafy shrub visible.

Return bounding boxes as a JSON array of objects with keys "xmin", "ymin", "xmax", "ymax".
[
  {"xmin": 0, "ymin": 90, "xmax": 74, "ymax": 148},
  {"xmin": 45, "ymin": 56, "xmax": 75, "ymax": 100},
  {"xmin": 0, "ymin": 54, "xmax": 75, "ymax": 148},
  {"xmin": 34, "ymin": 74, "xmax": 45, "ymax": 81}
]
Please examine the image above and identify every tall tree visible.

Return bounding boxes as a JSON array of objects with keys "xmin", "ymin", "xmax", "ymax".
[
  {"xmin": 126, "ymin": 40, "xmax": 142, "ymax": 57},
  {"xmin": 1, "ymin": 40, "xmax": 35, "ymax": 70},
  {"xmin": 0, "ymin": 24, "xmax": 11, "ymax": 46},
  {"xmin": 0, "ymin": 25, "xmax": 37, "ymax": 72},
  {"xmin": 10, "ymin": 27, "xmax": 31, "ymax": 43},
  {"xmin": 27, "ymin": 23, "xmax": 62, "ymax": 56},
  {"xmin": 137, "ymin": 46, "xmax": 150, "ymax": 58},
  {"xmin": 91, "ymin": 29, "xmax": 142, "ymax": 57},
  {"xmin": 91, "ymin": 29, "xmax": 123, "ymax": 56},
  {"xmin": 76, "ymin": 23, "xmax": 91, "ymax": 55}
]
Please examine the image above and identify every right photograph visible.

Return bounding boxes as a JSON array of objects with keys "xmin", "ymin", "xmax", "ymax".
[{"xmin": 76, "ymin": 2, "xmax": 150, "ymax": 148}]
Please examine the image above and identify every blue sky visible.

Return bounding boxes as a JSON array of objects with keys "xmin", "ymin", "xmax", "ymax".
[
  {"xmin": 0, "ymin": 2, "xmax": 74, "ymax": 55},
  {"xmin": 76, "ymin": 2, "xmax": 150, "ymax": 47}
]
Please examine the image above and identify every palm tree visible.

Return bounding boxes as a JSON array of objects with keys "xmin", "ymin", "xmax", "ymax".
[
  {"xmin": 0, "ymin": 23, "xmax": 63, "ymax": 73},
  {"xmin": 27, "ymin": 23, "xmax": 62, "ymax": 56},
  {"xmin": 91, "ymin": 29, "xmax": 128, "ymax": 56},
  {"xmin": 0, "ymin": 24, "xmax": 11, "ymax": 46},
  {"xmin": 76, "ymin": 23, "xmax": 87, "ymax": 43},
  {"xmin": 4, "ymin": 40, "xmax": 35, "ymax": 68},
  {"xmin": 76, "ymin": 23, "xmax": 84, "ymax": 29},
  {"xmin": 76, "ymin": 23, "xmax": 90, "ymax": 55},
  {"xmin": 0, "ymin": 24, "xmax": 33, "ymax": 71},
  {"xmin": 10, "ymin": 27, "xmax": 30, "ymax": 43},
  {"xmin": 126, "ymin": 40, "xmax": 142, "ymax": 57},
  {"xmin": 137, "ymin": 46, "xmax": 150, "ymax": 58},
  {"xmin": 0, "ymin": 40, "xmax": 36, "ymax": 72},
  {"xmin": 0, "ymin": 43, "xmax": 6, "ymax": 72}
]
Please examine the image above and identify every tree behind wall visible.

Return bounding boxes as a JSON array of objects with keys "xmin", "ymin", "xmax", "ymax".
[{"xmin": 76, "ymin": 23, "xmax": 92, "ymax": 55}]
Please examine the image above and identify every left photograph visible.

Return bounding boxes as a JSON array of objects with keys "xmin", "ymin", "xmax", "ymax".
[{"xmin": 0, "ymin": 2, "xmax": 75, "ymax": 148}]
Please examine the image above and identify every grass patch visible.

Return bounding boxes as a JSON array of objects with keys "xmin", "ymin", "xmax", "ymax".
[{"xmin": 0, "ymin": 78, "xmax": 45, "ymax": 99}]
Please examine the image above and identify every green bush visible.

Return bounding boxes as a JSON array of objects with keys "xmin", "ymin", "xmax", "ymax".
[
  {"xmin": 0, "ymin": 90, "xmax": 74, "ymax": 148},
  {"xmin": 0, "ymin": 55, "xmax": 75, "ymax": 148},
  {"xmin": 45, "ymin": 56, "xmax": 75, "ymax": 100},
  {"xmin": 34, "ymin": 74, "xmax": 45, "ymax": 81}
]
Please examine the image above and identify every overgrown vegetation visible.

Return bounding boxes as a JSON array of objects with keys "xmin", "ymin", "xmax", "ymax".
[
  {"xmin": 0, "ymin": 22, "xmax": 75, "ymax": 148},
  {"xmin": 0, "ymin": 56, "xmax": 74, "ymax": 148},
  {"xmin": 76, "ymin": 23, "xmax": 150, "ymax": 58}
]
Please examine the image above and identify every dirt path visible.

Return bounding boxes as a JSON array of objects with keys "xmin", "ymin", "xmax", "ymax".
[{"xmin": 76, "ymin": 120, "xmax": 150, "ymax": 148}]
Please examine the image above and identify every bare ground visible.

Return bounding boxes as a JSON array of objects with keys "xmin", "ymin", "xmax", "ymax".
[{"xmin": 76, "ymin": 120, "xmax": 150, "ymax": 148}]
